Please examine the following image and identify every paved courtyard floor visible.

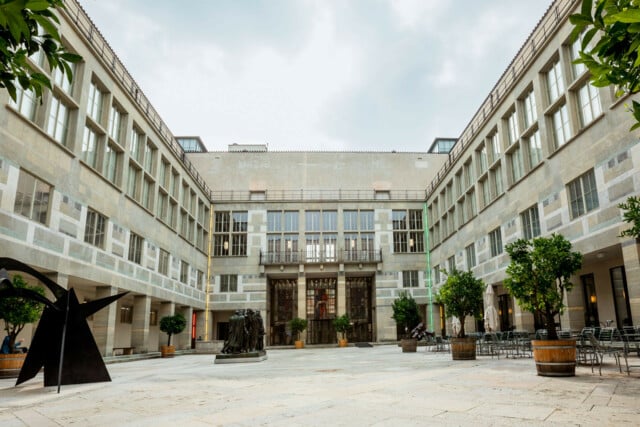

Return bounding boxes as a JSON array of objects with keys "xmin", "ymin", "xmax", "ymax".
[{"xmin": 0, "ymin": 344, "xmax": 639, "ymax": 426}]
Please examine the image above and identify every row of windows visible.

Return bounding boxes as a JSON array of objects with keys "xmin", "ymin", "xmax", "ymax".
[
  {"xmin": 428, "ymin": 32, "xmax": 604, "ymax": 248},
  {"xmin": 9, "ymin": 50, "xmax": 210, "ymax": 250},
  {"xmin": 13, "ymin": 168, "xmax": 204, "ymax": 288},
  {"xmin": 433, "ymin": 169, "xmax": 599, "ymax": 283}
]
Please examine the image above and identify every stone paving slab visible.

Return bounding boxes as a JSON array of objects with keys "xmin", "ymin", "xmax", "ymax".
[{"xmin": 0, "ymin": 345, "xmax": 639, "ymax": 426}]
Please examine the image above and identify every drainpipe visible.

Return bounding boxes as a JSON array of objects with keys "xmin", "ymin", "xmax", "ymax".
[
  {"xmin": 204, "ymin": 202, "xmax": 214, "ymax": 340},
  {"xmin": 423, "ymin": 202, "xmax": 434, "ymax": 332}
]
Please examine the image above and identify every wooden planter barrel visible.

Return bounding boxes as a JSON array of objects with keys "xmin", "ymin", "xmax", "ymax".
[
  {"xmin": 160, "ymin": 345, "xmax": 175, "ymax": 358},
  {"xmin": 0, "ymin": 353, "xmax": 26, "ymax": 379},
  {"xmin": 450, "ymin": 337, "xmax": 477, "ymax": 360},
  {"xmin": 532, "ymin": 339, "xmax": 576, "ymax": 377},
  {"xmin": 401, "ymin": 338, "xmax": 418, "ymax": 352},
  {"xmin": 338, "ymin": 339, "xmax": 348, "ymax": 348}
]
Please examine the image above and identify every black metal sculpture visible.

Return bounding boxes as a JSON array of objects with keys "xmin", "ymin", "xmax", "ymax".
[
  {"xmin": 0, "ymin": 257, "xmax": 126, "ymax": 389},
  {"xmin": 221, "ymin": 309, "xmax": 265, "ymax": 354}
]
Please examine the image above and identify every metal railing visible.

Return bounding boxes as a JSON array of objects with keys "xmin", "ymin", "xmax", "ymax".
[
  {"xmin": 259, "ymin": 249, "xmax": 382, "ymax": 265},
  {"xmin": 212, "ymin": 189, "xmax": 427, "ymax": 202}
]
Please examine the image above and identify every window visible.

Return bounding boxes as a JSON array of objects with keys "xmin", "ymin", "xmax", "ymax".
[
  {"xmin": 144, "ymin": 140, "xmax": 155, "ymax": 173},
  {"xmin": 47, "ymin": 95, "xmax": 70, "ymax": 146},
  {"xmin": 521, "ymin": 205, "xmax": 541, "ymax": 240},
  {"xmin": 81, "ymin": 126, "xmax": 100, "ymax": 169},
  {"xmin": 570, "ymin": 34, "xmax": 586, "ymax": 78},
  {"xmin": 392, "ymin": 209, "xmax": 423, "ymax": 253},
  {"xmin": 102, "ymin": 142, "xmax": 120, "ymax": 185},
  {"xmin": 568, "ymin": 169, "xmax": 599, "ymax": 219},
  {"xmin": 490, "ymin": 165, "xmax": 503, "ymax": 198},
  {"xmin": 305, "ymin": 211, "xmax": 320, "ymax": 231},
  {"xmin": 10, "ymin": 86, "xmax": 37, "ymax": 120},
  {"xmin": 213, "ymin": 211, "xmax": 247, "ymax": 256},
  {"xmin": 344, "ymin": 210, "xmax": 358, "ymax": 231},
  {"xmin": 480, "ymin": 179, "xmax": 490, "ymax": 207},
  {"xmin": 84, "ymin": 209, "xmax": 107, "ymax": 248},
  {"xmin": 477, "ymin": 145, "xmax": 488, "ymax": 174},
  {"xmin": 14, "ymin": 170, "xmax": 51, "ymax": 225},
  {"xmin": 552, "ymin": 104, "xmax": 571, "ymax": 148},
  {"xmin": 465, "ymin": 243, "xmax": 476, "ymax": 270},
  {"xmin": 119, "ymin": 306, "xmax": 133, "ymax": 324},
  {"xmin": 127, "ymin": 164, "xmax": 140, "ymax": 200},
  {"xmin": 130, "ymin": 129, "xmax": 143, "ymax": 163},
  {"xmin": 220, "ymin": 275, "xmax": 238, "ymax": 292},
  {"xmin": 577, "ymin": 82, "xmax": 602, "ymax": 126},
  {"xmin": 523, "ymin": 89, "xmax": 537, "ymax": 128},
  {"xmin": 433, "ymin": 265, "xmax": 441, "ymax": 284},
  {"xmin": 108, "ymin": 105, "xmax": 123, "ymax": 142},
  {"xmin": 149, "ymin": 310, "xmax": 158, "ymax": 326},
  {"xmin": 526, "ymin": 130, "xmax": 543, "ymax": 169},
  {"xmin": 464, "ymin": 161, "xmax": 473, "ymax": 189},
  {"xmin": 142, "ymin": 177, "xmax": 153, "ymax": 210},
  {"xmin": 128, "ymin": 232, "xmax": 143, "ymax": 264},
  {"xmin": 546, "ymin": 60, "xmax": 564, "ymax": 102},
  {"xmin": 403, "ymin": 270, "xmax": 419, "ymax": 288},
  {"xmin": 158, "ymin": 249, "xmax": 169, "ymax": 276},
  {"xmin": 86, "ymin": 81, "xmax": 104, "ymax": 123},
  {"xmin": 180, "ymin": 260, "xmax": 188, "ymax": 283},
  {"xmin": 509, "ymin": 146, "xmax": 524, "ymax": 183},
  {"xmin": 447, "ymin": 255, "xmax": 455, "ymax": 272},
  {"xmin": 53, "ymin": 63, "xmax": 75, "ymax": 95},
  {"xmin": 196, "ymin": 270, "xmax": 205, "ymax": 291},
  {"xmin": 489, "ymin": 227, "xmax": 503, "ymax": 257},
  {"xmin": 489, "ymin": 131, "xmax": 501, "ymax": 163},
  {"xmin": 507, "ymin": 111, "xmax": 519, "ymax": 145}
]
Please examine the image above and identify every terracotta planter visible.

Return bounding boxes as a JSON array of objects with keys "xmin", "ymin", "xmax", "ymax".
[
  {"xmin": 532, "ymin": 339, "xmax": 576, "ymax": 377},
  {"xmin": 450, "ymin": 337, "xmax": 477, "ymax": 360},
  {"xmin": 401, "ymin": 338, "xmax": 417, "ymax": 352},
  {"xmin": 294, "ymin": 340, "xmax": 304, "ymax": 349},
  {"xmin": 338, "ymin": 338, "xmax": 348, "ymax": 348},
  {"xmin": 0, "ymin": 353, "xmax": 26, "ymax": 379},
  {"xmin": 160, "ymin": 345, "xmax": 175, "ymax": 358}
]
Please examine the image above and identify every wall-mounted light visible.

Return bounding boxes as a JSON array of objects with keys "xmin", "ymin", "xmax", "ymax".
[
  {"xmin": 498, "ymin": 309, "xmax": 503, "ymax": 316},
  {"xmin": 223, "ymin": 241, "xmax": 229, "ymax": 251},
  {"xmin": 590, "ymin": 295, "xmax": 597, "ymax": 304},
  {"xmin": 508, "ymin": 308, "xmax": 513, "ymax": 314},
  {"xmin": 280, "ymin": 265, "xmax": 284, "ymax": 272},
  {"xmin": 409, "ymin": 238, "xmax": 414, "ymax": 248}
]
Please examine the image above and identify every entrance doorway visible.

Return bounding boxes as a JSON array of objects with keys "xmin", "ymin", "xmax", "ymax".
[
  {"xmin": 610, "ymin": 266, "xmax": 632, "ymax": 327},
  {"xmin": 581, "ymin": 274, "xmax": 599, "ymax": 327},
  {"xmin": 306, "ymin": 277, "xmax": 337, "ymax": 344},
  {"xmin": 269, "ymin": 279, "xmax": 297, "ymax": 345},
  {"xmin": 498, "ymin": 294, "xmax": 512, "ymax": 331},
  {"xmin": 346, "ymin": 276, "xmax": 373, "ymax": 342}
]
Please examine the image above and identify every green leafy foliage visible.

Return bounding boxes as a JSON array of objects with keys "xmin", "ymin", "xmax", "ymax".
[
  {"xmin": 0, "ymin": 274, "xmax": 44, "ymax": 351},
  {"xmin": 504, "ymin": 234, "xmax": 583, "ymax": 340},
  {"xmin": 288, "ymin": 317, "xmax": 308, "ymax": 341},
  {"xmin": 333, "ymin": 314, "xmax": 351, "ymax": 339},
  {"xmin": 391, "ymin": 292, "xmax": 421, "ymax": 338},
  {"xmin": 570, "ymin": 0, "xmax": 640, "ymax": 130},
  {"xmin": 618, "ymin": 195, "xmax": 640, "ymax": 238},
  {"xmin": 159, "ymin": 313, "xmax": 186, "ymax": 346},
  {"xmin": 0, "ymin": 0, "xmax": 82, "ymax": 101},
  {"xmin": 435, "ymin": 268, "xmax": 484, "ymax": 338}
]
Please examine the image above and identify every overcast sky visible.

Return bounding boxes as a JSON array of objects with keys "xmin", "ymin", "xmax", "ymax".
[{"xmin": 78, "ymin": 0, "xmax": 552, "ymax": 152}]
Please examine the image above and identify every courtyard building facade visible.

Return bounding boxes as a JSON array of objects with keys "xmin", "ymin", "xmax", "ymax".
[{"xmin": 1, "ymin": 0, "xmax": 640, "ymax": 352}]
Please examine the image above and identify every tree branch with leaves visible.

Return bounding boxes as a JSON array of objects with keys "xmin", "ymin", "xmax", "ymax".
[{"xmin": 0, "ymin": 0, "xmax": 81, "ymax": 101}]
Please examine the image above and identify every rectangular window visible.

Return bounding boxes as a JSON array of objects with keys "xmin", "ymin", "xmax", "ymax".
[
  {"xmin": 509, "ymin": 145, "xmax": 524, "ymax": 183},
  {"xmin": 119, "ymin": 306, "xmax": 133, "ymax": 324},
  {"xmin": 360, "ymin": 210, "xmax": 374, "ymax": 230},
  {"xmin": 46, "ymin": 95, "xmax": 70, "ymax": 146},
  {"xmin": 127, "ymin": 164, "xmax": 140, "ymax": 200},
  {"xmin": 526, "ymin": 130, "xmax": 543, "ymax": 169},
  {"xmin": 267, "ymin": 211, "xmax": 282, "ymax": 232},
  {"xmin": 392, "ymin": 209, "xmax": 423, "ymax": 253},
  {"xmin": 108, "ymin": 105, "xmax": 123, "ymax": 142},
  {"xmin": 220, "ymin": 275, "xmax": 238, "ymax": 292},
  {"xmin": 521, "ymin": 205, "xmax": 541, "ymax": 240},
  {"xmin": 490, "ymin": 131, "xmax": 501, "ymax": 163},
  {"xmin": 10, "ymin": 86, "xmax": 37, "ymax": 120},
  {"xmin": 213, "ymin": 211, "xmax": 248, "ymax": 256},
  {"xmin": 158, "ymin": 249, "xmax": 169, "ymax": 275},
  {"xmin": 465, "ymin": 243, "xmax": 476, "ymax": 270},
  {"xmin": 142, "ymin": 177, "xmax": 153, "ymax": 210},
  {"xmin": 130, "ymin": 129, "xmax": 143, "ymax": 164},
  {"xmin": 571, "ymin": 34, "xmax": 587, "ymax": 78},
  {"xmin": 489, "ymin": 227, "xmax": 503, "ymax": 257},
  {"xmin": 344, "ymin": 210, "xmax": 358, "ymax": 231},
  {"xmin": 305, "ymin": 211, "xmax": 320, "ymax": 231},
  {"xmin": 403, "ymin": 270, "xmax": 419, "ymax": 288},
  {"xmin": 180, "ymin": 260, "xmax": 188, "ymax": 283},
  {"xmin": 547, "ymin": 60, "xmax": 564, "ymax": 102},
  {"xmin": 433, "ymin": 265, "xmax": 441, "ymax": 284},
  {"xmin": 322, "ymin": 211, "xmax": 337, "ymax": 231},
  {"xmin": 523, "ymin": 89, "xmax": 537, "ymax": 128},
  {"xmin": 102, "ymin": 142, "xmax": 120, "ymax": 185},
  {"xmin": 81, "ymin": 127, "xmax": 99, "ymax": 169},
  {"xmin": 507, "ymin": 111, "xmax": 519, "ymax": 145},
  {"xmin": 578, "ymin": 83, "xmax": 602, "ymax": 126},
  {"xmin": 128, "ymin": 232, "xmax": 143, "ymax": 264},
  {"xmin": 53, "ymin": 63, "xmax": 75, "ymax": 95},
  {"xmin": 14, "ymin": 170, "xmax": 51, "ymax": 225},
  {"xmin": 568, "ymin": 169, "xmax": 599, "ymax": 219},
  {"xmin": 86, "ymin": 81, "xmax": 103, "ymax": 123},
  {"xmin": 447, "ymin": 255, "xmax": 455, "ymax": 273},
  {"xmin": 477, "ymin": 145, "xmax": 488, "ymax": 174},
  {"xmin": 84, "ymin": 209, "xmax": 107, "ymax": 248},
  {"xmin": 144, "ymin": 140, "xmax": 155, "ymax": 173},
  {"xmin": 284, "ymin": 211, "xmax": 298, "ymax": 231},
  {"xmin": 552, "ymin": 104, "xmax": 571, "ymax": 148}
]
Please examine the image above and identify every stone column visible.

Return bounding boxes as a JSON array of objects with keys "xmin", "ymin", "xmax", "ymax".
[
  {"xmin": 337, "ymin": 274, "xmax": 346, "ymax": 316},
  {"xmin": 131, "ymin": 295, "xmax": 151, "ymax": 353},
  {"xmin": 158, "ymin": 302, "xmax": 175, "ymax": 349},
  {"xmin": 622, "ymin": 239, "xmax": 640, "ymax": 324},
  {"xmin": 177, "ymin": 306, "xmax": 193, "ymax": 349},
  {"xmin": 562, "ymin": 283, "xmax": 585, "ymax": 332},
  {"xmin": 94, "ymin": 286, "xmax": 118, "ymax": 356}
]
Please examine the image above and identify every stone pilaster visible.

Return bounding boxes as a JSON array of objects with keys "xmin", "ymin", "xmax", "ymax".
[
  {"xmin": 622, "ymin": 239, "xmax": 640, "ymax": 324},
  {"xmin": 94, "ymin": 286, "xmax": 117, "ymax": 356},
  {"xmin": 337, "ymin": 274, "xmax": 346, "ymax": 316},
  {"xmin": 177, "ymin": 306, "xmax": 193, "ymax": 349},
  {"xmin": 131, "ymin": 295, "xmax": 151, "ymax": 353},
  {"xmin": 158, "ymin": 302, "xmax": 175, "ymax": 349}
]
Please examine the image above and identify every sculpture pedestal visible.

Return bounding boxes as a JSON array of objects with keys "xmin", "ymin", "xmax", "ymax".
[{"xmin": 214, "ymin": 351, "xmax": 267, "ymax": 364}]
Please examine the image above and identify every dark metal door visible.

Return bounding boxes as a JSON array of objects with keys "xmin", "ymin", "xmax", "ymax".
[
  {"xmin": 269, "ymin": 279, "xmax": 297, "ymax": 345},
  {"xmin": 346, "ymin": 276, "xmax": 372, "ymax": 342},
  {"xmin": 306, "ymin": 278, "xmax": 337, "ymax": 344}
]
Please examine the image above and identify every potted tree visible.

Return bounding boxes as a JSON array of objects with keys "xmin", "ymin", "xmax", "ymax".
[
  {"xmin": 159, "ymin": 313, "xmax": 186, "ymax": 358},
  {"xmin": 504, "ymin": 233, "xmax": 583, "ymax": 376},
  {"xmin": 0, "ymin": 274, "xmax": 44, "ymax": 377},
  {"xmin": 619, "ymin": 195, "xmax": 640, "ymax": 242},
  {"xmin": 289, "ymin": 317, "xmax": 308, "ymax": 349},
  {"xmin": 436, "ymin": 268, "xmax": 484, "ymax": 360},
  {"xmin": 391, "ymin": 292, "xmax": 421, "ymax": 352},
  {"xmin": 333, "ymin": 314, "xmax": 351, "ymax": 347}
]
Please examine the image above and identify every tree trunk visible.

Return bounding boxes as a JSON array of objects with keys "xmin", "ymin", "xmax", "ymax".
[
  {"xmin": 545, "ymin": 313, "xmax": 558, "ymax": 340},
  {"xmin": 167, "ymin": 334, "xmax": 172, "ymax": 346}
]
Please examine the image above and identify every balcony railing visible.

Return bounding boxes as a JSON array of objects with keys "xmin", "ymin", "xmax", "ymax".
[{"xmin": 259, "ymin": 250, "xmax": 382, "ymax": 265}]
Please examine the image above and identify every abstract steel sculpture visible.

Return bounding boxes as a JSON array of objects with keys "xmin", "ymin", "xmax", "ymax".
[{"xmin": 0, "ymin": 257, "xmax": 126, "ymax": 389}]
